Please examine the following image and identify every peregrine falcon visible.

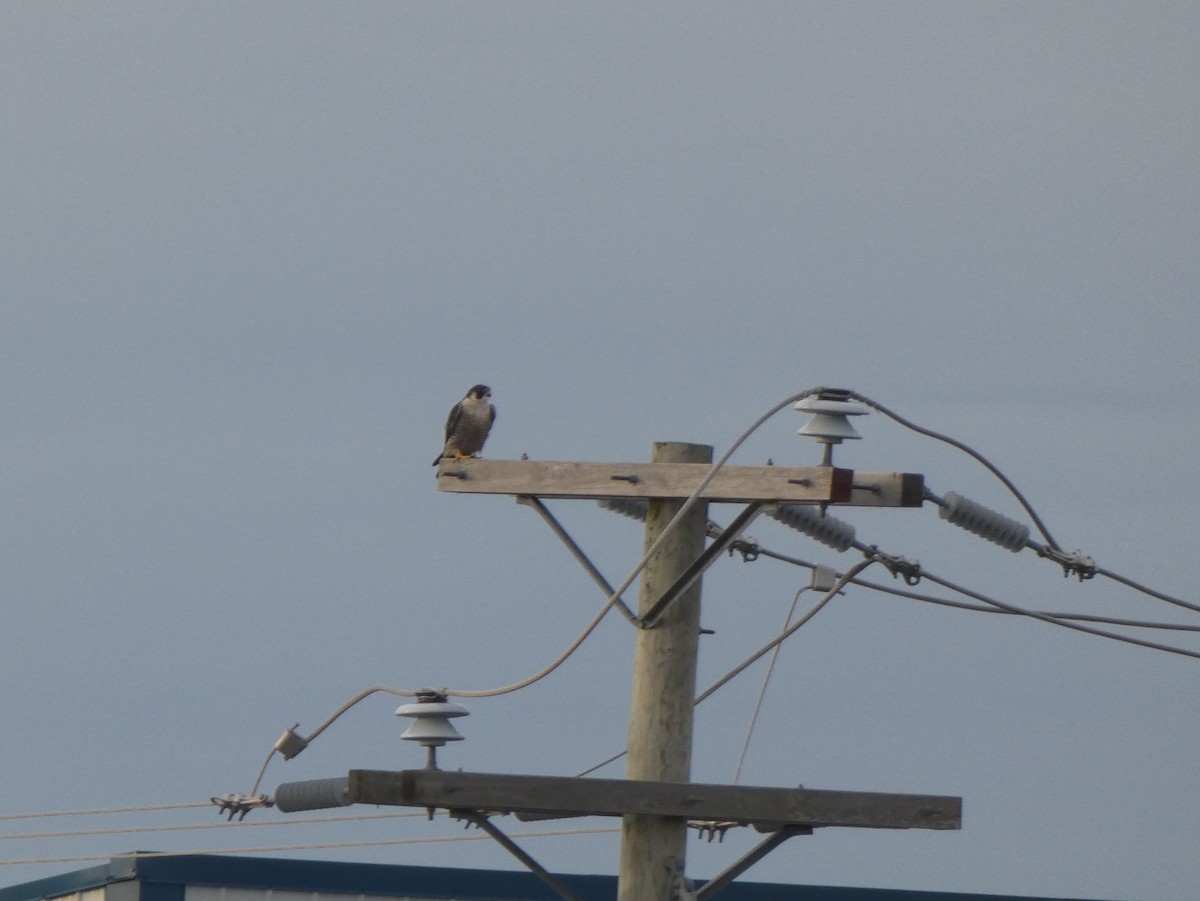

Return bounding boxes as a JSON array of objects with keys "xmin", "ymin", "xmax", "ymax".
[{"xmin": 433, "ymin": 384, "xmax": 496, "ymax": 466}]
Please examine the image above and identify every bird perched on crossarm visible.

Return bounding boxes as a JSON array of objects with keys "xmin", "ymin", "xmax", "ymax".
[{"xmin": 433, "ymin": 384, "xmax": 496, "ymax": 466}]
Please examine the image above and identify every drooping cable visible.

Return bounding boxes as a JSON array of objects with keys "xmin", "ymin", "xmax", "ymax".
[
  {"xmin": 847, "ymin": 574, "xmax": 1200, "ymax": 632},
  {"xmin": 1092, "ymin": 565, "xmax": 1200, "ymax": 615},
  {"xmin": 237, "ymin": 388, "xmax": 831, "ymax": 801},
  {"xmin": 695, "ymin": 558, "xmax": 877, "ymax": 704},
  {"xmin": 731, "ymin": 585, "xmax": 811, "ymax": 785},
  {"xmin": 919, "ymin": 570, "xmax": 1200, "ymax": 661},
  {"xmin": 843, "ymin": 390, "xmax": 1062, "ymax": 551},
  {"xmin": 574, "ymin": 559, "xmax": 874, "ymax": 778}
]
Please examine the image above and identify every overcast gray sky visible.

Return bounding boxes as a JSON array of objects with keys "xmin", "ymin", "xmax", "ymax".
[{"xmin": 3, "ymin": 3, "xmax": 1199, "ymax": 899}]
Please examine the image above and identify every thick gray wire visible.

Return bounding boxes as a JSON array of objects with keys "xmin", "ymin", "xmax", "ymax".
[
  {"xmin": 247, "ymin": 387, "xmax": 829, "ymax": 794},
  {"xmin": 1093, "ymin": 565, "xmax": 1200, "ymax": 615},
  {"xmin": 450, "ymin": 385, "xmax": 825, "ymax": 694},
  {"xmin": 850, "ymin": 576, "xmax": 1200, "ymax": 632},
  {"xmin": 695, "ymin": 558, "xmax": 877, "ymax": 704},
  {"xmin": 746, "ymin": 543, "xmax": 1200, "ymax": 635},
  {"xmin": 919, "ymin": 570, "xmax": 1200, "ymax": 661},
  {"xmin": 846, "ymin": 390, "xmax": 1062, "ymax": 551}
]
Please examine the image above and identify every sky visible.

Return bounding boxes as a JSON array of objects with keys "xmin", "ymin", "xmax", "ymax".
[{"xmin": 2, "ymin": 3, "xmax": 1198, "ymax": 899}]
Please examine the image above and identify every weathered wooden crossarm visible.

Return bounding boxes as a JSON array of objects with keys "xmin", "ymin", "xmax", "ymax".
[
  {"xmin": 436, "ymin": 458, "xmax": 924, "ymax": 507},
  {"xmin": 348, "ymin": 769, "xmax": 960, "ymax": 831}
]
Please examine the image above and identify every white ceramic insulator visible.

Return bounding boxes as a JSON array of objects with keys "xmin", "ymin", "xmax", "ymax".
[
  {"xmin": 275, "ymin": 777, "xmax": 352, "ymax": 812},
  {"xmin": 767, "ymin": 503, "xmax": 856, "ymax": 552},
  {"xmin": 938, "ymin": 491, "xmax": 1030, "ymax": 552}
]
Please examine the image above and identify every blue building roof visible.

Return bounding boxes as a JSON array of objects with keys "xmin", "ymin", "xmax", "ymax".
[{"xmin": 0, "ymin": 854, "xmax": 1106, "ymax": 901}]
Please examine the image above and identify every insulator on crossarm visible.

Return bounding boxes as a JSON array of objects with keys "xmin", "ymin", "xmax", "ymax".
[
  {"xmin": 937, "ymin": 491, "xmax": 1030, "ymax": 552},
  {"xmin": 597, "ymin": 498, "xmax": 648, "ymax": 522},
  {"xmin": 767, "ymin": 504, "xmax": 856, "ymax": 552},
  {"xmin": 275, "ymin": 777, "xmax": 352, "ymax": 813}
]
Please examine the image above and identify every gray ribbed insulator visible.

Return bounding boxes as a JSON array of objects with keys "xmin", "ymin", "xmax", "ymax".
[
  {"xmin": 937, "ymin": 491, "xmax": 1030, "ymax": 552},
  {"xmin": 767, "ymin": 503, "xmax": 856, "ymax": 552},
  {"xmin": 597, "ymin": 497, "xmax": 648, "ymax": 522},
  {"xmin": 275, "ymin": 777, "xmax": 352, "ymax": 812}
]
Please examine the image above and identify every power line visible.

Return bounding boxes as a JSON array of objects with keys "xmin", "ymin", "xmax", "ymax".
[
  {"xmin": 0, "ymin": 802, "xmax": 211, "ymax": 822},
  {"xmin": 844, "ymin": 389, "xmax": 1062, "ymax": 551},
  {"xmin": 0, "ymin": 825, "xmax": 622, "ymax": 868},
  {"xmin": 0, "ymin": 811, "xmax": 424, "ymax": 842},
  {"xmin": 695, "ymin": 558, "xmax": 877, "ymax": 704},
  {"xmin": 240, "ymin": 389, "xmax": 833, "ymax": 801},
  {"xmin": 918, "ymin": 570, "xmax": 1200, "ymax": 661},
  {"xmin": 1094, "ymin": 565, "xmax": 1200, "ymax": 615},
  {"xmin": 850, "ymin": 575, "xmax": 1200, "ymax": 633},
  {"xmin": 749, "ymin": 539, "xmax": 1200, "ymax": 660},
  {"xmin": 575, "ymin": 560, "xmax": 875, "ymax": 778},
  {"xmin": 732, "ymin": 585, "xmax": 812, "ymax": 785}
]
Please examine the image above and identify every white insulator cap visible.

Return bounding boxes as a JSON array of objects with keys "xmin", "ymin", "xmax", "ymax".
[
  {"xmin": 794, "ymin": 398, "xmax": 867, "ymax": 445},
  {"xmin": 396, "ymin": 693, "xmax": 469, "ymax": 747},
  {"xmin": 938, "ymin": 491, "xmax": 1030, "ymax": 552}
]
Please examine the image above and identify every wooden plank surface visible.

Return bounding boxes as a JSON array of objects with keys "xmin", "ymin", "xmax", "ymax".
[
  {"xmin": 436, "ymin": 458, "xmax": 854, "ymax": 503},
  {"xmin": 349, "ymin": 769, "xmax": 961, "ymax": 831}
]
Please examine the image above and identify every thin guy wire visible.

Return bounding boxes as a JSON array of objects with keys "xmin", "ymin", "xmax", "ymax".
[
  {"xmin": 574, "ymin": 559, "xmax": 874, "ymax": 778},
  {"xmin": 732, "ymin": 585, "xmax": 810, "ymax": 785},
  {"xmin": 0, "ymin": 802, "xmax": 211, "ymax": 822},
  {"xmin": 0, "ymin": 826, "xmax": 622, "ymax": 868},
  {"xmin": 0, "ymin": 812, "xmax": 423, "ymax": 842},
  {"xmin": 695, "ymin": 558, "xmax": 876, "ymax": 704}
]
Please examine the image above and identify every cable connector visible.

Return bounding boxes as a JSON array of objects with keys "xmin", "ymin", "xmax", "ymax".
[
  {"xmin": 866, "ymin": 546, "xmax": 922, "ymax": 586},
  {"xmin": 689, "ymin": 819, "xmax": 739, "ymax": 843},
  {"xmin": 1038, "ymin": 546, "xmax": 1097, "ymax": 581},
  {"xmin": 210, "ymin": 793, "xmax": 274, "ymax": 821},
  {"xmin": 729, "ymin": 537, "xmax": 760, "ymax": 562}
]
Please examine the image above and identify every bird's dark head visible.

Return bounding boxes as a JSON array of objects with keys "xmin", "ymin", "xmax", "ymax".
[{"xmin": 468, "ymin": 384, "xmax": 491, "ymax": 399}]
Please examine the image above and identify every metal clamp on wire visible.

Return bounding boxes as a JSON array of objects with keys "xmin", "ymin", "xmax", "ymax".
[
  {"xmin": 867, "ymin": 546, "xmax": 922, "ymax": 586},
  {"xmin": 210, "ymin": 792, "xmax": 274, "ymax": 821},
  {"xmin": 1037, "ymin": 546, "xmax": 1097, "ymax": 581},
  {"xmin": 729, "ymin": 537, "xmax": 760, "ymax": 562},
  {"xmin": 690, "ymin": 819, "xmax": 739, "ymax": 843}
]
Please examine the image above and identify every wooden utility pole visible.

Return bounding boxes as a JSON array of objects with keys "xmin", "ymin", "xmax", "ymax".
[
  {"xmin": 268, "ymin": 451, "xmax": 958, "ymax": 899},
  {"xmin": 618, "ymin": 441, "xmax": 713, "ymax": 901}
]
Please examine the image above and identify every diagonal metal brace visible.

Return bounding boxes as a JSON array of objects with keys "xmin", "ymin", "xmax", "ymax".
[
  {"xmin": 638, "ymin": 502, "xmax": 766, "ymax": 629},
  {"xmin": 452, "ymin": 810, "xmax": 587, "ymax": 901},
  {"xmin": 696, "ymin": 825, "xmax": 811, "ymax": 900},
  {"xmin": 516, "ymin": 495, "xmax": 639, "ymax": 623}
]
